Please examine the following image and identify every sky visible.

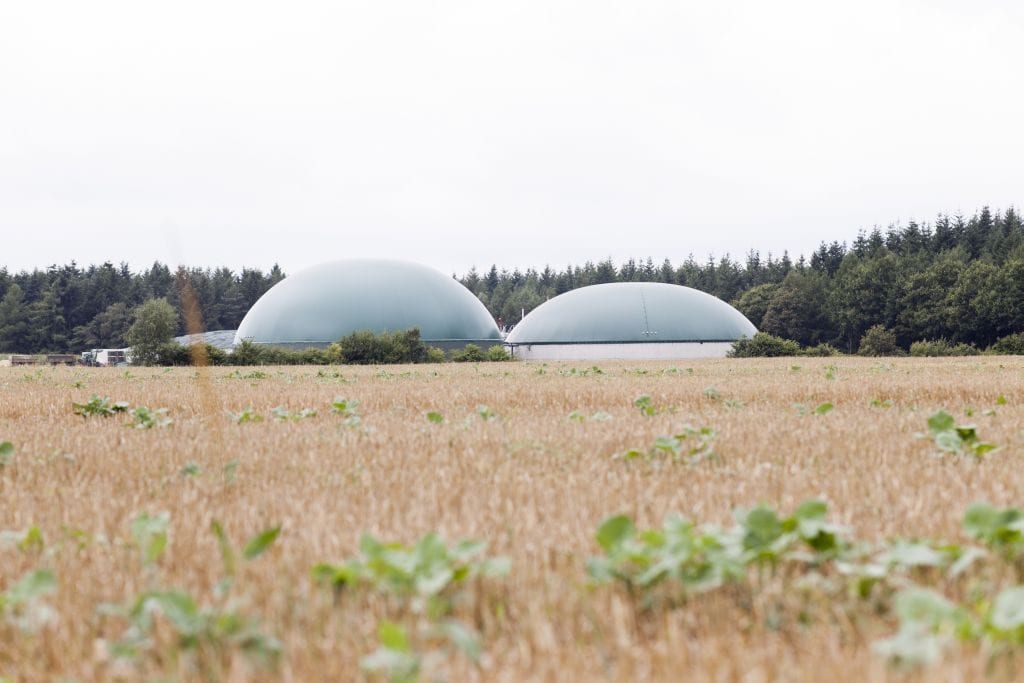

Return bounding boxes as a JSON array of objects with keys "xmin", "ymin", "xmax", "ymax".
[{"xmin": 2, "ymin": 1, "xmax": 1022, "ymax": 277}]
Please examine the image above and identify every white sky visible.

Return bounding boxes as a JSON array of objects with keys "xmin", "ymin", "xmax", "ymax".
[{"xmin": 2, "ymin": 1, "xmax": 1022, "ymax": 276}]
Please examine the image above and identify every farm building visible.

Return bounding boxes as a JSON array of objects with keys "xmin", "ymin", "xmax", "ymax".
[
  {"xmin": 505, "ymin": 282, "xmax": 756, "ymax": 360},
  {"xmin": 234, "ymin": 259, "xmax": 502, "ymax": 349}
]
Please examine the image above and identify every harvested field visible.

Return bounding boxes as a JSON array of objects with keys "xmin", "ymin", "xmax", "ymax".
[{"xmin": 2, "ymin": 357, "xmax": 1024, "ymax": 681}]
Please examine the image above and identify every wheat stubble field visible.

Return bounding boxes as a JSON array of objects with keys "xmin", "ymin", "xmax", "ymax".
[{"xmin": 2, "ymin": 357, "xmax": 1024, "ymax": 682}]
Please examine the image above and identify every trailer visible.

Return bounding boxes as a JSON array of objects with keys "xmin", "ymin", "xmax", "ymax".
[{"xmin": 81, "ymin": 349, "xmax": 132, "ymax": 367}]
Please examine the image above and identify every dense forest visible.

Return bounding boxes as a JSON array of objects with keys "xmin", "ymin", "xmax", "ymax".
[
  {"xmin": 1, "ymin": 206, "xmax": 1022, "ymax": 354},
  {"xmin": 0, "ymin": 263, "xmax": 284, "ymax": 353}
]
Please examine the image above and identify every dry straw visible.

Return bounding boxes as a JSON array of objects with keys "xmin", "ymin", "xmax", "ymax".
[{"xmin": 1, "ymin": 357, "xmax": 1023, "ymax": 680}]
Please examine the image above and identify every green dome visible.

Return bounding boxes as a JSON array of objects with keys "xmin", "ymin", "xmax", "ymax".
[
  {"xmin": 506, "ymin": 282, "xmax": 756, "ymax": 344},
  {"xmin": 234, "ymin": 259, "xmax": 501, "ymax": 347}
]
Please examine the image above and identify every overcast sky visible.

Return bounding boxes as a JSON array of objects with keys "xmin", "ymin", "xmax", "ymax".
[{"xmin": 2, "ymin": 1, "xmax": 1022, "ymax": 277}]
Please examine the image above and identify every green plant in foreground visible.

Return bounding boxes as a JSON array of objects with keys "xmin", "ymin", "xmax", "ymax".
[
  {"xmin": 73, "ymin": 395, "xmax": 130, "ymax": 418},
  {"xmin": 103, "ymin": 517, "xmax": 283, "ymax": 675},
  {"xmin": 271, "ymin": 406, "xmax": 317, "ymax": 422},
  {"xmin": 425, "ymin": 411, "xmax": 444, "ymax": 424},
  {"xmin": 312, "ymin": 533, "xmax": 510, "ymax": 617},
  {"xmin": 475, "ymin": 405, "xmax": 497, "ymax": 421},
  {"xmin": 0, "ymin": 441, "xmax": 12, "ymax": 466},
  {"xmin": 331, "ymin": 397, "xmax": 362, "ymax": 427},
  {"xmin": 128, "ymin": 405, "xmax": 173, "ymax": 429},
  {"xmin": 963, "ymin": 502, "xmax": 1024, "ymax": 571},
  {"xmin": 568, "ymin": 410, "xmax": 612, "ymax": 423},
  {"xmin": 0, "ymin": 568, "xmax": 57, "ymax": 633},
  {"xmin": 314, "ymin": 533, "xmax": 505, "ymax": 681},
  {"xmin": 924, "ymin": 410, "xmax": 998, "ymax": 458},
  {"xmin": 617, "ymin": 425, "xmax": 718, "ymax": 464},
  {"xmin": 587, "ymin": 500, "xmax": 848, "ymax": 598},
  {"xmin": 227, "ymin": 406, "xmax": 263, "ymax": 424},
  {"xmin": 633, "ymin": 395, "xmax": 661, "ymax": 416},
  {"xmin": 361, "ymin": 618, "xmax": 482, "ymax": 683},
  {"xmin": 874, "ymin": 584, "xmax": 1024, "ymax": 668}
]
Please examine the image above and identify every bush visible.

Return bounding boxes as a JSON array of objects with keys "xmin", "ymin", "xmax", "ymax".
[
  {"xmin": 155, "ymin": 342, "xmax": 193, "ymax": 366},
  {"xmin": 728, "ymin": 333, "xmax": 801, "ymax": 358},
  {"xmin": 909, "ymin": 339, "xmax": 980, "ymax": 357},
  {"xmin": 330, "ymin": 328, "xmax": 428, "ymax": 365},
  {"xmin": 127, "ymin": 298, "xmax": 179, "ymax": 365},
  {"xmin": 486, "ymin": 345, "xmax": 511, "ymax": 362},
  {"xmin": 857, "ymin": 325, "xmax": 901, "ymax": 356},
  {"xmin": 800, "ymin": 343, "xmax": 841, "ymax": 357},
  {"xmin": 425, "ymin": 347, "xmax": 447, "ymax": 363},
  {"xmin": 988, "ymin": 333, "xmax": 1024, "ymax": 355},
  {"xmin": 450, "ymin": 343, "xmax": 487, "ymax": 362},
  {"xmin": 228, "ymin": 340, "xmax": 270, "ymax": 365}
]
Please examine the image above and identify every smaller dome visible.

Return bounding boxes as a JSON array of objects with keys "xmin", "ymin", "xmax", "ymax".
[{"xmin": 506, "ymin": 282, "xmax": 756, "ymax": 344}]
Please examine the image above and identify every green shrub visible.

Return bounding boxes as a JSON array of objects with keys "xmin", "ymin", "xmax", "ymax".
[
  {"xmin": 451, "ymin": 344, "xmax": 487, "ymax": 363},
  {"xmin": 988, "ymin": 333, "xmax": 1024, "ymax": 355},
  {"xmin": 486, "ymin": 345, "xmax": 511, "ymax": 362},
  {"xmin": 425, "ymin": 347, "xmax": 446, "ymax": 363},
  {"xmin": 858, "ymin": 325, "xmax": 901, "ymax": 356},
  {"xmin": 909, "ymin": 339, "xmax": 980, "ymax": 357},
  {"xmin": 800, "ymin": 342, "xmax": 841, "ymax": 357},
  {"xmin": 228, "ymin": 340, "xmax": 268, "ymax": 365},
  {"xmin": 727, "ymin": 333, "xmax": 801, "ymax": 358},
  {"xmin": 154, "ymin": 342, "xmax": 193, "ymax": 366},
  {"xmin": 330, "ymin": 328, "xmax": 428, "ymax": 365}
]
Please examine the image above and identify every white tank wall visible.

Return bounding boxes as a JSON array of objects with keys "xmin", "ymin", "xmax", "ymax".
[{"xmin": 509, "ymin": 342, "xmax": 735, "ymax": 360}]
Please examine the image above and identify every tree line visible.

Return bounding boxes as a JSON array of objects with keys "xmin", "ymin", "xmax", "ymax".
[
  {"xmin": 459, "ymin": 206, "xmax": 1024, "ymax": 353},
  {"xmin": 0, "ymin": 263, "xmax": 284, "ymax": 353},
  {"xmin": 1, "ymin": 205, "xmax": 1022, "ymax": 355}
]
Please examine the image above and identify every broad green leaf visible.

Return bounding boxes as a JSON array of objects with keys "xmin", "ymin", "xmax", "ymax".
[
  {"xmin": 415, "ymin": 565, "xmax": 454, "ymax": 596},
  {"xmin": 813, "ymin": 402, "xmax": 834, "ymax": 415},
  {"xmin": 991, "ymin": 586, "xmax": 1024, "ymax": 631},
  {"xmin": 874, "ymin": 623, "xmax": 947, "ymax": 668},
  {"xmin": 893, "ymin": 587, "xmax": 957, "ymax": 623},
  {"xmin": 742, "ymin": 507, "xmax": 784, "ymax": 551},
  {"xmin": 881, "ymin": 541, "xmax": 946, "ymax": 568},
  {"xmin": 143, "ymin": 591, "xmax": 202, "ymax": 636},
  {"xmin": 377, "ymin": 620, "xmax": 410, "ymax": 652},
  {"xmin": 585, "ymin": 557, "xmax": 615, "ymax": 582},
  {"xmin": 596, "ymin": 515, "xmax": 635, "ymax": 552},
  {"xmin": 4, "ymin": 569, "xmax": 56, "ymax": 606},
  {"xmin": 17, "ymin": 526, "xmax": 44, "ymax": 554},
  {"xmin": 795, "ymin": 500, "xmax": 828, "ymax": 521},
  {"xmin": 440, "ymin": 619, "xmax": 481, "ymax": 662},
  {"xmin": 933, "ymin": 431, "xmax": 963, "ymax": 453},
  {"xmin": 451, "ymin": 539, "xmax": 485, "ymax": 561},
  {"xmin": 963, "ymin": 503, "xmax": 1000, "ymax": 538},
  {"xmin": 131, "ymin": 512, "xmax": 169, "ymax": 566},
  {"xmin": 243, "ymin": 526, "xmax": 281, "ymax": 560},
  {"xmin": 927, "ymin": 411, "xmax": 955, "ymax": 434},
  {"xmin": 360, "ymin": 648, "xmax": 420, "ymax": 683},
  {"xmin": 426, "ymin": 411, "xmax": 444, "ymax": 424},
  {"xmin": 479, "ymin": 556, "xmax": 511, "ymax": 577}
]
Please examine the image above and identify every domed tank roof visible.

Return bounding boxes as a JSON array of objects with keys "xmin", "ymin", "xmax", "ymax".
[
  {"xmin": 234, "ymin": 259, "xmax": 501, "ymax": 346},
  {"xmin": 505, "ymin": 282, "xmax": 756, "ymax": 345}
]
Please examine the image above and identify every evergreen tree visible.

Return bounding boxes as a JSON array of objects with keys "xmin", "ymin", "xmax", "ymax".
[{"xmin": 0, "ymin": 284, "xmax": 30, "ymax": 352}]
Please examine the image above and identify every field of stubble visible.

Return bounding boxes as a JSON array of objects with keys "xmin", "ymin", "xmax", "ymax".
[{"xmin": 2, "ymin": 357, "xmax": 1024, "ymax": 682}]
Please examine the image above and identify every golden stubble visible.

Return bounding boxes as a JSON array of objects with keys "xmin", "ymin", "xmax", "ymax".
[{"xmin": 1, "ymin": 357, "xmax": 1023, "ymax": 681}]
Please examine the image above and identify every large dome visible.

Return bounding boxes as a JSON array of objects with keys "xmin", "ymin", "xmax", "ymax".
[
  {"xmin": 234, "ymin": 259, "xmax": 501, "ymax": 347},
  {"xmin": 506, "ymin": 282, "xmax": 756, "ymax": 345}
]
